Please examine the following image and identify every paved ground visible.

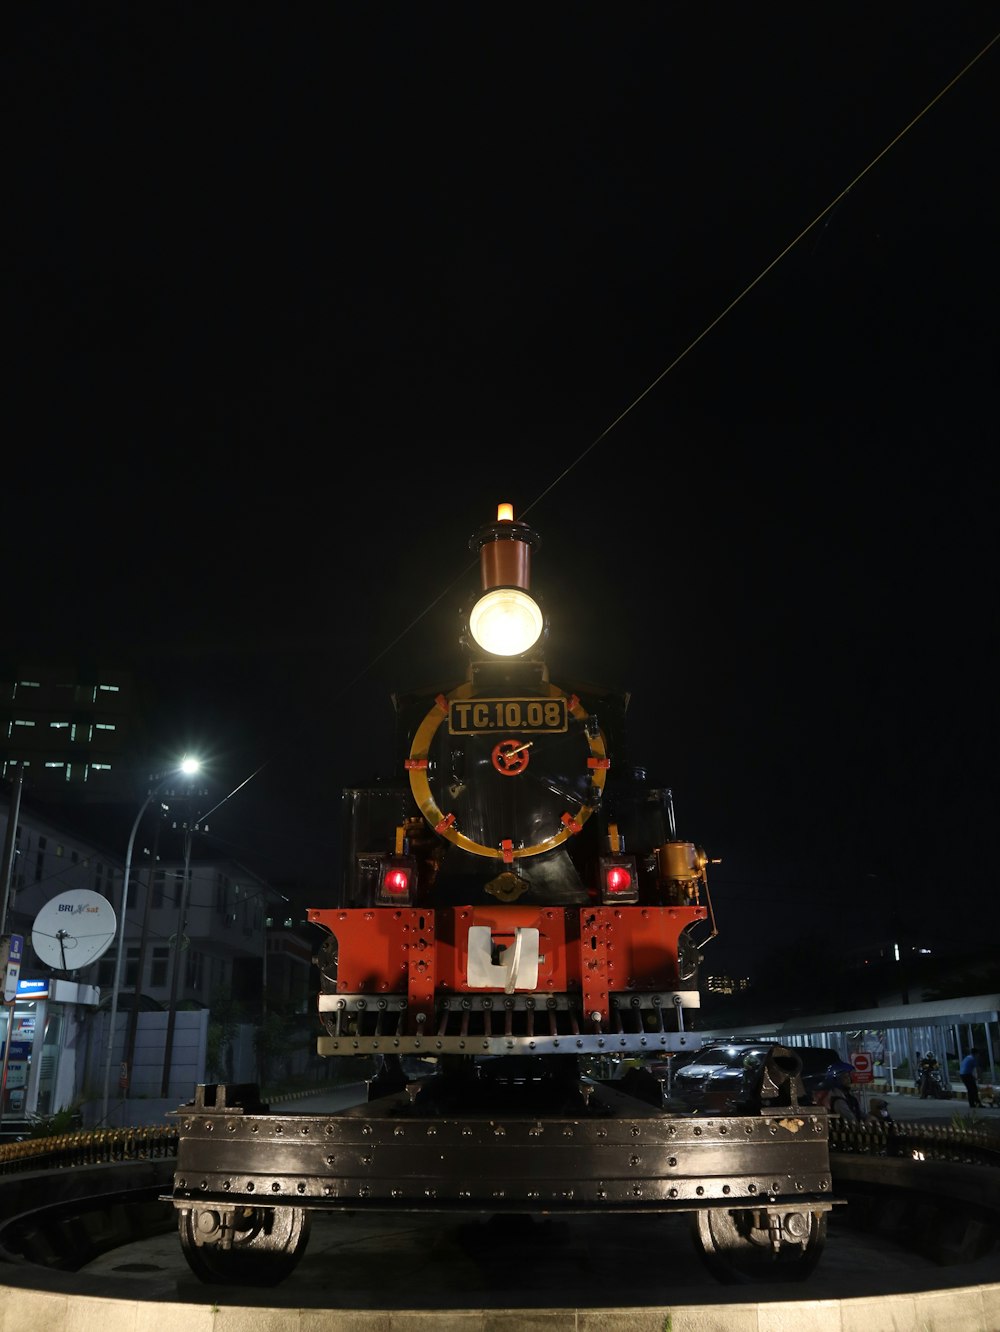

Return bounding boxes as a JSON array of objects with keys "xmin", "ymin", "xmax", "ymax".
[
  {"xmin": 57, "ymin": 1175, "xmax": 1000, "ymax": 1331},
  {"xmin": 76, "ymin": 1204, "xmax": 990, "ymax": 1302},
  {"xmin": 854, "ymin": 1087, "xmax": 1000, "ymax": 1127},
  {"xmin": 92, "ymin": 1077, "xmax": 1000, "ymax": 1132},
  {"xmin": 266, "ymin": 1080, "xmax": 1000, "ymax": 1134},
  {"xmin": 269, "ymin": 1080, "xmax": 999, "ymax": 1118}
]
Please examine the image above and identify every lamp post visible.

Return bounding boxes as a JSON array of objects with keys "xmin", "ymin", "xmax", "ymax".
[
  {"xmin": 160, "ymin": 813, "xmax": 199, "ymax": 1098},
  {"xmin": 0, "ymin": 762, "xmax": 24, "ymax": 936},
  {"xmin": 121, "ymin": 814, "xmax": 163, "ymax": 1106},
  {"xmin": 100, "ymin": 757, "xmax": 201, "ymax": 1124}
]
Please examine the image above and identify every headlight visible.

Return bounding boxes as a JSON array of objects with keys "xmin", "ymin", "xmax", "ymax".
[{"xmin": 468, "ymin": 588, "xmax": 544, "ymax": 656}]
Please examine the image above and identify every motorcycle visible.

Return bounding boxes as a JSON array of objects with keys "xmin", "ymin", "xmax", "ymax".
[{"xmin": 917, "ymin": 1064, "xmax": 950, "ymax": 1099}]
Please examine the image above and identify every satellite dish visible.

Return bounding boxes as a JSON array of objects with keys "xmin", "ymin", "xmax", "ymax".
[{"xmin": 31, "ymin": 890, "xmax": 118, "ymax": 972}]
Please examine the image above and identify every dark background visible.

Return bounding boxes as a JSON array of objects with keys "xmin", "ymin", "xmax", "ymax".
[{"xmin": 5, "ymin": 5, "xmax": 998, "ymax": 986}]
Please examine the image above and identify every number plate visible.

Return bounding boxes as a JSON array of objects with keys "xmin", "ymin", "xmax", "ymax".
[{"xmin": 449, "ymin": 697, "xmax": 568, "ymax": 734}]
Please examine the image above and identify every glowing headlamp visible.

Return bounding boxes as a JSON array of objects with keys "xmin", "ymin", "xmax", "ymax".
[{"xmin": 468, "ymin": 504, "xmax": 544, "ymax": 657}]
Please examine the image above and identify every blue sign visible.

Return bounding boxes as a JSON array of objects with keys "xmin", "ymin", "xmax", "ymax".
[
  {"xmin": 3, "ymin": 933, "xmax": 23, "ymax": 1002},
  {"xmin": 15, "ymin": 977, "xmax": 48, "ymax": 999},
  {"xmin": 0, "ymin": 1041, "xmax": 30, "ymax": 1060}
]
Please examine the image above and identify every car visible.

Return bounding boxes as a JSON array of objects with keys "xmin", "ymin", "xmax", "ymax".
[
  {"xmin": 668, "ymin": 1042, "xmax": 774, "ymax": 1112},
  {"xmin": 791, "ymin": 1044, "xmax": 844, "ymax": 1101},
  {"xmin": 666, "ymin": 1041, "xmax": 841, "ymax": 1112}
]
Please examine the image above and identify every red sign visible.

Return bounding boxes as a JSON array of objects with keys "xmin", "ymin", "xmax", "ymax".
[{"xmin": 851, "ymin": 1051, "xmax": 874, "ymax": 1083}]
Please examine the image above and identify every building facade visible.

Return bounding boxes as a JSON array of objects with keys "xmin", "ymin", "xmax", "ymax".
[
  {"xmin": 0, "ymin": 781, "xmax": 309, "ymax": 1120},
  {"xmin": 1, "ymin": 661, "xmax": 149, "ymax": 804}
]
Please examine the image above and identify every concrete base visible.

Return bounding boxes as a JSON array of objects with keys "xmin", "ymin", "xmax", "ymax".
[{"xmin": 3, "ymin": 1289, "xmax": 1000, "ymax": 1332}]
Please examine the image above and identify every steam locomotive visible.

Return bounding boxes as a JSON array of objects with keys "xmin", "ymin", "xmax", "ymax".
[{"xmin": 169, "ymin": 505, "xmax": 838, "ymax": 1287}]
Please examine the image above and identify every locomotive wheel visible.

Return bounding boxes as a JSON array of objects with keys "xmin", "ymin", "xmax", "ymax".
[
  {"xmin": 691, "ymin": 1206, "xmax": 827, "ymax": 1284},
  {"xmin": 178, "ymin": 1204, "xmax": 311, "ymax": 1286}
]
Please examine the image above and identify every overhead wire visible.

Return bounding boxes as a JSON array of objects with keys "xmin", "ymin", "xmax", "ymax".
[
  {"xmin": 200, "ymin": 25, "xmax": 1000, "ymax": 839},
  {"xmin": 521, "ymin": 26, "xmax": 1000, "ymax": 525},
  {"xmin": 18, "ymin": 28, "xmax": 997, "ymax": 976}
]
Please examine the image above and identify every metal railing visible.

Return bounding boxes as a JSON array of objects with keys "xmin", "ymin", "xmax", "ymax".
[
  {"xmin": 829, "ymin": 1117, "xmax": 1000, "ymax": 1167},
  {"xmin": 0, "ymin": 1125, "xmax": 179, "ymax": 1174}
]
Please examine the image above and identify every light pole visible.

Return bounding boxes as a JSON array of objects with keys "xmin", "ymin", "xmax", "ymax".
[
  {"xmin": 160, "ymin": 810, "xmax": 202, "ymax": 1098},
  {"xmin": 100, "ymin": 756, "xmax": 201, "ymax": 1124},
  {"xmin": 121, "ymin": 814, "xmax": 163, "ymax": 1106},
  {"xmin": 0, "ymin": 762, "xmax": 25, "ymax": 936}
]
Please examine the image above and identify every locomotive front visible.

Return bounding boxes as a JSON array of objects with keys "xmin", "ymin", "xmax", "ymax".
[
  {"xmin": 170, "ymin": 505, "xmax": 839, "ymax": 1288},
  {"xmin": 311, "ymin": 504, "xmax": 713, "ymax": 1071}
]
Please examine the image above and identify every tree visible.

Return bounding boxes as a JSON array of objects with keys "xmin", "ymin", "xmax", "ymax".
[{"xmin": 205, "ymin": 985, "xmax": 242, "ymax": 1081}]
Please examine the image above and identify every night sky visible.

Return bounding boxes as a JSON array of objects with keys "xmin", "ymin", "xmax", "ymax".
[{"xmin": 6, "ymin": 5, "xmax": 998, "ymax": 980}]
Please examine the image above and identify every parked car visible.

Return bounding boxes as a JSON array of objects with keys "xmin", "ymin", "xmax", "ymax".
[
  {"xmin": 792, "ymin": 1044, "xmax": 844, "ymax": 1102},
  {"xmin": 667, "ymin": 1041, "xmax": 840, "ymax": 1112}
]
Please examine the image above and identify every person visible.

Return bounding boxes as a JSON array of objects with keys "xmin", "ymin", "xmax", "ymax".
[
  {"xmin": 918, "ymin": 1051, "xmax": 942, "ymax": 1099},
  {"xmin": 862, "ymin": 1097, "xmax": 894, "ymax": 1129},
  {"xmin": 959, "ymin": 1047, "xmax": 982, "ymax": 1108},
  {"xmin": 866, "ymin": 1097, "xmax": 901, "ymax": 1155},
  {"xmin": 815, "ymin": 1061, "xmax": 863, "ymax": 1121}
]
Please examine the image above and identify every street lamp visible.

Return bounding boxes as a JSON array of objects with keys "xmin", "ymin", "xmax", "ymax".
[
  {"xmin": 100, "ymin": 756, "xmax": 201, "ymax": 1124},
  {"xmin": 159, "ymin": 804, "xmax": 205, "ymax": 1097}
]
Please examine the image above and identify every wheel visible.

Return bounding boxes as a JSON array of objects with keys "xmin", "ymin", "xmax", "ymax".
[
  {"xmin": 178, "ymin": 1205, "xmax": 311, "ymax": 1286},
  {"xmin": 691, "ymin": 1206, "xmax": 827, "ymax": 1284}
]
